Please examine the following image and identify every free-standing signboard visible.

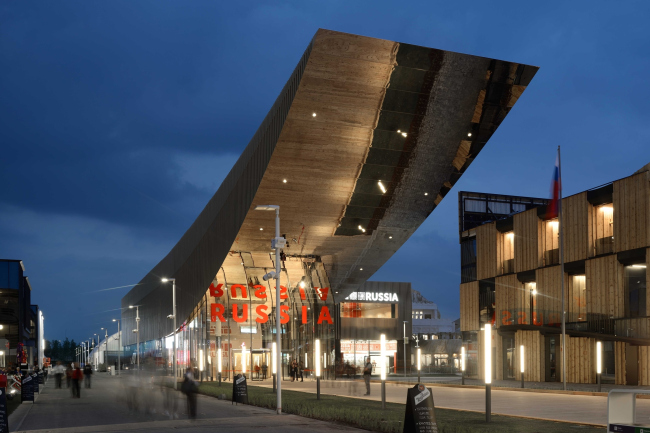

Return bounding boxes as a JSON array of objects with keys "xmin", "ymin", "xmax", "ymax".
[
  {"xmin": 232, "ymin": 374, "xmax": 248, "ymax": 405},
  {"xmin": 32, "ymin": 374, "xmax": 39, "ymax": 394},
  {"xmin": 38, "ymin": 372, "xmax": 44, "ymax": 385},
  {"xmin": 21, "ymin": 374, "xmax": 34, "ymax": 402},
  {"xmin": 0, "ymin": 387, "xmax": 8, "ymax": 433},
  {"xmin": 403, "ymin": 384, "xmax": 438, "ymax": 433}
]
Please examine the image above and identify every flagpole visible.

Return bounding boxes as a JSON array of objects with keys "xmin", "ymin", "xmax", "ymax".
[{"xmin": 558, "ymin": 145, "xmax": 566, "ymax": 391}]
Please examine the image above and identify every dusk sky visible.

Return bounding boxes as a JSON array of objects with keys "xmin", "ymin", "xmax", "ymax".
[{"xmin": 2, "ymin": 1, "xmax": 649, "ymax": 344}]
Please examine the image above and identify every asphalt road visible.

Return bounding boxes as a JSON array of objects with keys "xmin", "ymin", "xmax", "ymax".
[{"xmin": 9, "ymin": 373, "xmax": 361, "ymax": 433}]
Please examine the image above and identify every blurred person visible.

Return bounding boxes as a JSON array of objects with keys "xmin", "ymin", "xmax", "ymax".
[
  {"xmin": 298, "ymin": 359, "xmax": 304, "ymax": 382},
  {"xmin": 126, "ymin": 373, "xmax": 140, "ymax": 411},
  {"xmin": 161, "ymin": 375, "xmax": 179, "ymax": 419},
  {"xmin": 363, "ymin": 357, "xmax": 372, "ymax": 396},
  {"xmin": 181, "ymin": 367, "xmax": 198, "ymax": 419},
  {"xmin": 53, "ymin": 361, "xmax": 65, "ymax": 389},
  {"xmin": 71, "ymin": 363, "xmax": 83, "ymax": 398},
  {"xmin": 65, "ymin": 364, "xmax": 72, "ymax": 388},
  {"xmin": 83, "ymin": 363, "xmax": 93, "ymax": 388}
]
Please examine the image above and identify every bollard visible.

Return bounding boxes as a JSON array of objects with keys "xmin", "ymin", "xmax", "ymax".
[
  {"xmin": 486, "ymin": 384, "xmax": 491, "ymax": 422},
  {"xmin": 317, "ymin": 377, "xmax": 320, "ymax": 400}
]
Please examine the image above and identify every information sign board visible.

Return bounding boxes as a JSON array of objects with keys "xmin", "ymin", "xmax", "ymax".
[
  {"xmin": 403, "ymin": 384, "xmax": 438, "ymax": 433},
  {"xmin": 232, "ymin": 374, "xmax": 248, "ymax": 405}
]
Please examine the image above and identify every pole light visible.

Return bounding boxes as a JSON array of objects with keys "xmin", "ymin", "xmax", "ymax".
[
  {"xmin": 403, "ymin": 321, "xmax": 408, "ymax": 379},
  {"xmin": 315, "ymin": 339, "xmax": 321, "ymax": 400},
  {"xmin": 255, "ymin": 204, "xmax": 283, "ymax": 415},
  {"xmin": 162, "ymin": 278, "xmax": 177, "ymax": 390},
  {"xmin": 380, "ymin": 333, "xmax": 386, "ymax": 409},
  {"xmin": 129, "ymin": 305, "xmax": 140, "ymax": 372},
  {"xmin": 242, "ymin": 344, "xmax": 247, "ymax": 376},
  {"xmin": 461, "ymin": 346, "xmax": 466, "ymax": 385},
  {"xmin": 484, "ymin": 324, "xmax": 492, "ymax": 423},
  {"xmin": 217, "ymin": 347, "xmax": 222, "ymax": 386},
  {"xmin": 113, "ymin": 319, "xmax": 121, "ymax": 375},
  {"xmin": 417, "ymin": 347, "xmax": 421, "ymax": 384},
  {"xmin": 520, "ymin": 345, "xmax": 525, "ymax": 389},
  {"xmin": 597, "ymin": 341, "xmax": 602, "ymax": 392},
  {"xmin": 272, "ymin": 341, "xmax": 277, "ymax": 393}
]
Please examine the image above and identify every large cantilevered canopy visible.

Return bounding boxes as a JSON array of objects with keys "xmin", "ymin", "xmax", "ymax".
[{"xmin": 122, "ymin": 29, "xmax": 538, "ymax": 344}]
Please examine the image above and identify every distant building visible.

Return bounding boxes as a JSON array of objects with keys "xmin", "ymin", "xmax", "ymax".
[
  {"xmin": 411, "ymin": 290, "xmax": 456, "ymax": 340},
  {"xmin": 0, "ymin": 259, "xmax": 45, "ymax": 369}
]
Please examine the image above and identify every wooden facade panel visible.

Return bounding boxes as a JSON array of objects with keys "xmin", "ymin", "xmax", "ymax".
[
  {"xmin": 615, "ymin": 341, "xmax": 626, "ymax": 385},
  {"xmin": 476, "ymin": 223, "xmax": 499, "ymax": 280},
  {"xmin": 613, "ymin": 171, "xmax": 650, "ymax": 252},
  {"xmin": 585, "ymin": 255, "xmax": 624, "ymax": 318},
  {"xmin": 562, "ymin": 335, "xmax": 596, "ymax": 384},
  {"xmin": 460, "ymin": 281, "xmax": 479, "ymax": 331},
  {"xmin": 495, "ymin": 274, "xmax": 522, "ymax": 328},
  {"xmin": 535, "ymin": 265, "xmax": 567, "ymax": 326},
  {"xmin": 515, "ymin": 330, "xmax": 543, "ymax": 382},
  {"xmin": 562, "ymin": 192, "xmax": 590, "ymax": 262},
  {"xmin": 639, "ymin": 346, "xmax": 650, "ymax": 386},
  {"xmin": 514, "ymin": 209, "xmax": 541, "ymax": 273}
]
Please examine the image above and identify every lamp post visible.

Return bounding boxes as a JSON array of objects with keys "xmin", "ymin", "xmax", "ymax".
[
  {"xmin": 484, "ymin": 324, "xmax": 492, "ymax": 423},
  {"xmin": 417, "ymin": 347, "xmax": 421, "ymax": 384},
  {"xmin": 520, "ymin": 345, "xmax": 525, "ymax": 388},
  {"xmin": 380, "ymin": 333, "xmax": 387, "ymax": 409},
  {"xmin": 272, "ymin": 341, "xmax": 277, "ymax": 393},
  {"xmin": 403, "ymin": 321, "xmax": 408, "ymax": 379},
  {"xmin": 255, "ymin": 204, "xmax": 284, "ymax": 415},
  {"xmin": 315, "ymin": 339, "xmax": 321, "ymax": 400},
  {"xmin": 597, "ymin": 341, "xmax": 602, "ymax": 392},
  {"xmin": 113, "ymin": 319, "xmax": 121, "ymax": 375},
  {"xmin": 162, "ymin": 278, "xmax": 177, "ymax": 389},
  {"xmin": 129, "ymin": 305, "xmax": 140, "ymax": 371},
  {"xmin": 101, "ymin": 327, "xmax": 108, "ymax": 368},
  {"xmin": 217, "ymin": 347, "xmax": 222, "ymax": 386},
  {"xmin": 461, "ymin": 346, "xmax": 466, "ymax": 385},
  {"xmin": 94, "ymin": 333, "xmax": 99, "ymax": 369}
]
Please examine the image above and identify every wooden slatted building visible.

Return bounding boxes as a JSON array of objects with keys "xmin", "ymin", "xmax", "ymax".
[{"xmin": 459, "ymin": 168, "xmax": 650, "ymax": 385}]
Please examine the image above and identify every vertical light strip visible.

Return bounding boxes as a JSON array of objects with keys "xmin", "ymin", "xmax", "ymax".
[
  {"xmin": 520, "ymin": 345, "xmax": 524, "ymax": 373},
  {"xmin": 417, "ymin": 348, "xmax": 421, "ymax": 371},
  {"xmin": 315, "ymin": 339, "xmax": 321, "ymax": 377},
  {"xmin": 218, "ymin": 348, "xmax": 222, "ymax": 373},
  {"xmin": 461, "ymin": 346, "xmax": 466, "ymax": 372},
  {"xmin": 596, "ymin": 341, "xmax": 602, "ymax": 374},
  {"xmin": 484, "ymin": 324, "xmax": 491, "ymax": 384},
  {"xmin": 380, "ymin": 334, "xmax": 386, "ymax": 380},
  {"xmin": 242, "ymin": 345, "xmax": 247, "ymax": 374},
  {"xmin": 272, "ymin": 342, "xmax": 277, "ymax": 375},
  {"xmin": 305, "ymin": 353, "xmax": 308, "ymax": 369},
  {"xmin": 199, "ymin": 349, "xmax": 204, "ymax": 371}
]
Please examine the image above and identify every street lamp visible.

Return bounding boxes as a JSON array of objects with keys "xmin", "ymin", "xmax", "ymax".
[
  {"xmin": 113, "ymin": 319, "xmax": 121, "ymax": 375},
  {"xmin": 161, "ymin": 278, "xmax": 177, "ymax": 389},
  {"xmin": 129, "ymin": 305, "xmax": 140, "ymax": 371},
  {"xmin": 101, "ymin": 328, "xmax": 108, "ymax": 368},
  {"xmin": 597, "ymin": 341, "xmax": 602, "ymax": 392},
  {"xmin": 403, "ymin": 321, "xmax": 408, "ymax": 379},
  {"xmin": 380, "ymin": 334, "xmax": 387, "ymax": 409},
  {"xmin": 484, "ymin": 324, "xmax": 492, "ymax": 423},
  {"xmin": 255, "ymin": 204, "xmax": 284, "ymax": 415},
  {"xmin": 417, "ymin": 347, "xmax": 421, "ymax": 384},
  {"xmin": 315, "ymin": 339, "xmax": 321, "ymax": 400}
]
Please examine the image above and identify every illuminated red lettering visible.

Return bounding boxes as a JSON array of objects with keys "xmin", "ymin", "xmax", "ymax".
[
  {"xmin": 232, "ymin": 304, "xmax": 248, "ymax": 323},
  {"xmin": 533, "ymin": 312, "xmax": 543, "ymax": 326},
  {"xmin": 302, "ymin": 306, "xmax": 308, "ymax": 324},
  {"xmin": 315, "ymin": 287, "xmax": 329, "ymax": 301},
  {"xmin": 299, "ymin": 287, "xmax": 306, "ymax": 300},
  {"xmin": 209, "ymin": 283, "xmax": 224, "ymax": 298},
  {"xmin": 501, "ymin": 310, "xmax": 512, "ymax": 326},
  {"xmin": 231, "ymin": 284, "xmax": 248, "ymax": 298},
  {"xmin": 280, "ymin": 305, "xmax": 290, "ymax": 324},
  {"xmin": 253, "ymin": 285, "xmax": 267, "ymax": 299},
  {"xmin": 255, "ymin": 304, "xmax": 269, "ymax": 323},
  {"xmin": 517, "ymin": 312, "xmax": 527, "ymax": 325},
  {"xmin": 211, "ymin": 303, "xmax": 225, "ymax": 322},
  {"xmin": 317, "ymin": 306, "xmax": 333, "ymax": 324},
  {"xmin": 279, "ymin": 285, "xmax": 288, "ymax": 300}
]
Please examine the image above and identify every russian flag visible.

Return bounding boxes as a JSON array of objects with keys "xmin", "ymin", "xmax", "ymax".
[{"xmin": 546, "ymin": 151, "xmax": 561, "ymax": 219}]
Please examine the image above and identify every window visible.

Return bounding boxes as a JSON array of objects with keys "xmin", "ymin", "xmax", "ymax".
[
  {"xmin": 625, "ymin": 264, "xmax": 647, "ymax": 318},
  {"xmin": 543, "ymin": 219, "xmax": 559, "ymax": 266},
  {"xmin": 569, "ymin": 275, "xmax": 586, "ymax": 322},
  {"xmin": 593, "ymin": 204, "xmax": 614, "ymax": 255},
  {"xmin": 461, "ymin": 237, "xmax": 477, "ymax": 283},
  {"xmin": 341, "ymin": 303, "xmax": 396, "ymax": 319},
  {"xmin": 422, "ymin": 335, "xmax": 428, "ymax": 340},
  {"xmin": 424, "ymin": 314, "xmax": 431, "ymax": 319},
  {"xmin": 479, "ymin": 279, "xmax": 495, "ymax": 326},
  {"xmin": 502, "ymin": 232, "xmax": 514, "ymax": 274}
]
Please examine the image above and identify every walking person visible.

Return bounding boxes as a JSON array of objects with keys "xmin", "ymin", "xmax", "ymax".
[
  {"xmin": 363, "ymin": 357, "xmax": 373, "ymax": 396},
  {"xmin": 83, "ymin": 363, "xmax": 93, "ymax": 388},
  {"xmin": 53, "ymin": 361, "xmax": 65, "ymax": 389},
  {"xmin": 181, "ymin": 367, "xmax": 198, "ymax": 419},
  {"xmin": 298, "ymin": 359, "xmax": 304, "ymax": 382},
  {"xmin": 71, "ymin": 363, "xmax": 83, "ymax": 398}
]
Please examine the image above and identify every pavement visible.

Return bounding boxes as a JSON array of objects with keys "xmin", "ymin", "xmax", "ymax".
[
  {"xmin": 8, "ymin": 373, "xmax": 363, "ymax": 433},
  {"xmin": 257, "ymin": 376, "xmax": 650, "ymax": 426}
]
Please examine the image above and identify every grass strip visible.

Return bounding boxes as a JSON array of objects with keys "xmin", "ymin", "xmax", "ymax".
[{"xmin": 198, "ymin": 382, "xmax": 604, "ymax": 433}]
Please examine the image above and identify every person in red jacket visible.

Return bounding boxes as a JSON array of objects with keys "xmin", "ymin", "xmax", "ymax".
[{"xmin": 71, "ymin": 363, "xmax": 83, "ymax": 398}]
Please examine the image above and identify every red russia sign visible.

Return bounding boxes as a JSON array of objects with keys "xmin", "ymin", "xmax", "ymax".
[{"xmin": 209, "ymin": 283, "xmax": 333, "ymax": 325}]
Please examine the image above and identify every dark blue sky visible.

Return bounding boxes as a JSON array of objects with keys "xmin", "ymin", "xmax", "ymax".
[{"xmin": 2, "ymin": 1, "xmax": 649, "ymax": 344}]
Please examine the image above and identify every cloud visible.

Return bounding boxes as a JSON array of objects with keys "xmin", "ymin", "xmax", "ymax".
[{"xmin": 172, "ymin": 152, "xmax": 239, "ymax": 193}]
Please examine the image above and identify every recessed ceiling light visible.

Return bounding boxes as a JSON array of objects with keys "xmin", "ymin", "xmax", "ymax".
[
  {"xmin": 312, "ymin": 113, "xmax": 317, "ymax": 117},
  {"xmin": 424, "ymin": 192, "xmax": 428, "ymax": 196},
  {"xmin": 397, "ymin": 130, "xmax": 401, "ymax": 133},
  {"xmin": 360, "ymin": 268, "xmax": 363, "ymax": 271},
  {"xmin": 260, "ymin": 227, "xmax": 263, "ymax": 231},
  {"xmin": 282, "ymin": 179, "xmax": 287, "ymax": 183},
  {"xmin": 389, "ymin": 236, "xmax": 393, "ymax": 239},
  {"xmin": 378, "ymin": 180, "xmax": 387, "ymax": 194},
  {"xmin": 402, "ymin": 132, "xmax": 407, "ymax": 137},
  {"xmin": 467, "ymin": 132, "xmax": 472, "ymax": 137}
]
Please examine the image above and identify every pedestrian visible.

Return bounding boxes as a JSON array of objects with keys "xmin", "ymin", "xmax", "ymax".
[
  {"xmin": 290, "ymin": 359, "xmax": 297, "ymax": 382},
  {"xmin": 181, "ymin": 367, "xmax": 198, "ymax": 419},
  {"xmin": 71, "ymin": 363, "xmax": 83, "ymax": 398},
  {"xmin": 363, "ymin": 357, "xmax": 373, "ymax": 396},
  {"xmin": 83, "ymin": 363, "xmax": 93, "ymax": 388},
  {"xmin": 66, "ymin": 364, "xmax": 72, "ymax": 388},
  {"xmin": 53, "ymin": 361, "xmax": 65, "ymax": 389},
  {"xmin": 298, "ymin": 359, "xmax": 304, "ymax": 382}
]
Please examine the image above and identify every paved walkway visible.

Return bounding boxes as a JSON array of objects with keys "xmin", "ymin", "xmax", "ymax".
[
  {"xmin": 9, "ymin": 373, "xmax": 362, "ymax": 433},
  {"xmin": 257, "ymin": 377, "xmax": 650, "ymax": 426}
]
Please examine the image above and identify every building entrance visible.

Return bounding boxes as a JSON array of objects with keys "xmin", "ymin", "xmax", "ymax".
[
  {"xmin": 545, "ymin": 335, "xmax": 559, "ymax": 382},
  {"xmin": 502, "ymin": 334, "xmax": 516, "ymax": 380}
]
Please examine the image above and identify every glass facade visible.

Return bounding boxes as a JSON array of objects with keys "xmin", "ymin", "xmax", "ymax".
[{"xmin": 125, "ymin": 256, "xmax": 336, "ymax": 382}]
